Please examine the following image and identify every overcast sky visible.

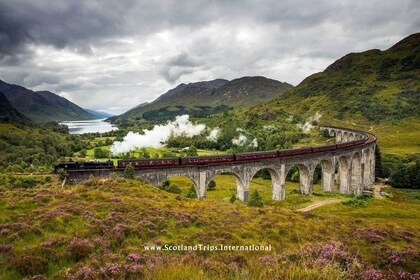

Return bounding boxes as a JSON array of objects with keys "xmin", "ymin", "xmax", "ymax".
[{"xmin": 0, "ymin": 0, "xmax": 419, "ymax": 114}]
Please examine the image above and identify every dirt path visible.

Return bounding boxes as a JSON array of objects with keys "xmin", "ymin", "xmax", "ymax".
[
  {"xmin": 373, "ymin": 184, "xmax": 384, "ymax": 199},
  {"xmin": 296, "ymin": 199, "xmax": 344, "ymax": 212},
  {"xmin": 297, "ymin": 185, "xmax": 386, "ymax": 212}
]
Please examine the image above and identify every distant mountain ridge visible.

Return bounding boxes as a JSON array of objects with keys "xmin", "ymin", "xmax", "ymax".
[
  {"xmin": 114, "ymin": 76, "xmax": 293, "ymax": 120},
  {"xmin": 0, "ymin": 79, "xmax": 95, "ymax": 123},
  {"xmin": 0, "ymin": 91, "xmax": 29, "ymax": 123},
  {"xmin": 156, "ymin": 79, "xmax": 229, "ymax": 101},
  {"xmin": 85, "ymin": 109, "xmax": 113, "ymax": 119}
]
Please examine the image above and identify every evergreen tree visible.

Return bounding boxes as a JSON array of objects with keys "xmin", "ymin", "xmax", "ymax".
[
  {"xmin": 186, "ymin": 184, "xmax": 197, "ymax": 198},
  {"xmin": 248, "ymin": 189, "xmax": 263, "ymax": 207},
  {"xmin": 207, "ymin": 180, "xmax": 216, "ymax": 190}
]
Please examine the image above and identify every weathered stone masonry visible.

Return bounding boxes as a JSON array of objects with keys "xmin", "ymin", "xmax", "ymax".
[{"xmin": 68, "ymin": 126, "xmax": 376, "ymax": 201}]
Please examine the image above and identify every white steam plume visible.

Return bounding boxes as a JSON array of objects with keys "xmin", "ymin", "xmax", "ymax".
[
  {"xmin": 206, "ymin": 127, "xmax": 220, "ymax": 141},
  {"xmin": 232, "ymin": 134, "xmax": 248, "ymax": 146},
  {"xmin": 110, "ymin": 115, "xmax": 205, "ymax": 154},
  {"xmin": 250, "ymin": 138, "xmax": 258, "ymax": 148},
  {"xmin": 232, "ymin": 134, "xmax": 258, "ymax": 147},
  {"xmin": 297, "ymin": 112, "xmax": 322, "ymax": 133}
]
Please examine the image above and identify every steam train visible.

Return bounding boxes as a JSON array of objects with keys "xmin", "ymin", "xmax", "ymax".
[{"xmin": 54, "ymin": 138, "xmax": 368, "ymax": 172}]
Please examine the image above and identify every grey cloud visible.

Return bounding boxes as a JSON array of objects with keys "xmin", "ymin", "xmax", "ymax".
[
  {"xmin": 158, "ymin": 51, "xmax": 202, "ymax": 83},
  {"xmin": 0, "ymin": 0, "xmax": 419, "ymax": 114},
  {"xmin": 0, "ymin": 0, "xmax": 127, "ymax": 56}
]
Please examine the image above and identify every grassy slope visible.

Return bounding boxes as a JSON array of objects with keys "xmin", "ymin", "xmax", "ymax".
[
  {"xmin": 0, "ymin": 178, "xmax": 418, "ymax": 279},
  {"xmin": 246, "ymin": 33, "xmax": 420, "ymax": 155}
]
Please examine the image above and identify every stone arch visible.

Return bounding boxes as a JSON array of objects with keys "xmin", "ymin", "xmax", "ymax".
[
  {"xmin": 286, "ymin": 163, "xmax": 313, "ymax": 195},
  {"xmin": 165, "ymin": 174, "xmax": 200, "ymax": 198},
  {"xmin": 315, "ymin": 159, "xmax": 335, "ymax": 192},
  {"xmin": 337, "ymin": 156, "xmax": 351, "ymax": 194},
  {"xmin": 329, "ymin": 129, "xmax": 336, "ymax": 137},
  {"xmin": 336, "ymin": 131, "xmax": 343, "ymax": 142},
  {"xmin": 349, "ymin": 133, "xmax": 355, "ymax": 141},
  {"xmin": 249, "ymin": 167, "xmax": 283, "ymax": 201},
  {"xmin": 207, "ymin": 170, "xmax": 248, "ymax": 201},
  {"xmin": 343, "ymin": 132, "xmax": 349, "ymax": 142},
  {"xmin": 351, "ymin": 152, "xmax": 363, "ymax": 195}
]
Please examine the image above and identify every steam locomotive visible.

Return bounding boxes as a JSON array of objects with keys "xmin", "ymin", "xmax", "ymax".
[{"xmin": 54, "ymin": 138, "xmax": 367, "ymax": 172}]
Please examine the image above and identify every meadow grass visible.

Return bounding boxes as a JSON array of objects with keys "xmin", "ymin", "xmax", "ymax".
[{"xmin": 0, "ymin": 177, "xmax": 418, "ymax": 279}]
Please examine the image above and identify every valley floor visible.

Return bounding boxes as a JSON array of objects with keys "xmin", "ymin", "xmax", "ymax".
[{"xmin": 0, "ymin": 176, "xmax": 419, "ymax": 279}]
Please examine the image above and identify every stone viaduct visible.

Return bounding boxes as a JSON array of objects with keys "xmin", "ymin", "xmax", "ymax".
[{"xmin": 68, "ymin": 126, "xmax": 376, "ymax": 201}]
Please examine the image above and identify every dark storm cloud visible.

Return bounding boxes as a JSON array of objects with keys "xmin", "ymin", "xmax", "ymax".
[
  {"xmin": 0, "ymin": 0, "xmax": 419, "ymax": 114},
  {"xmin": 0, "ymin": 0, "xmax": 129, "ymax": 55},
  {"xmin": 0, "ymin": 0, "xmax": 350, "ymax": 56}
]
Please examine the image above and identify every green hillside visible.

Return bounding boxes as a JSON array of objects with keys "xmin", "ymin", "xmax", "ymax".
[
  {"xmin": 246, "ymin": 33, "xmax": 420, "ymax": 154},
  {"xmin": 113, "ymin": 76, "xmax": 293, "ymax": 121},
  {"xmin": 0, "ymin": 92, "xmax": 29, "ymax": 123},
  {"xmin": 0, "ymin": 80, "xmax": 95, "ymax": 123}
]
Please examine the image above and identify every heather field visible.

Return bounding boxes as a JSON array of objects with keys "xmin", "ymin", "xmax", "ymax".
[{"xmin": 0, "ymin": 176, "xmax": 419, "ymax": 279}]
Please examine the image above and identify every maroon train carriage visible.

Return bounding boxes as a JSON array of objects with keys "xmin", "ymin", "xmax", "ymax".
[
  {"xmin": 235, "ymin": 150, "xmax": 279, "ymax": 161},
  {"xmin": 278, "ymin": 147, "xmax": 313, "ymax": 157},
  {"xmin": 336, "ymin": 141, "xmax": 356, "ymax": 149},
  {"xmin": 180, "ymin": 154, "xmax": 234, "ymax": 165},
  {"xmin": 353, "ymin": 139, "xmax": 366, "ymax": 146},
  {"xmin": 117, "ymin": 158, "xmax": 180, "ymax": 169},
  {"xmin": 312, "ymin": 144, "xmax": 337, "ymax": 153}
]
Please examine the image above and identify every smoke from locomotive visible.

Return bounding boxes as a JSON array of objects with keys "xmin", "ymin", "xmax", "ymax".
[{"xmin": 110, "ymin": 115, "xmax": 206, "ymax": 154}]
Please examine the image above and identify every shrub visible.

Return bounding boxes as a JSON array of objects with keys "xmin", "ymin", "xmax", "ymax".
[
  {"xmin": 58, "ymin": 168, "xmax": 68, "ymax": 181},
  {"xmin": 67, "ymin": 238, "xmax": 93, "ymax": 261},
  {"xmin": 94, "ymin": 148, "xmax": 107, "ymax": 158},
  {"xmin": 207, "ymin": 180, "xmax": 216, "ymax": 190},
  {"xmin": 79, "ymin": 149, "xmax": 87, "ymax": 157},
  {"xmin": 341, "ymin": 194, "xmax": 372, "ymax": 207},
  {"xmin": 166, "ymin": 184, "xmax": 182, "ymax": 194},
  {"xmin": 158, "ymin": 181, "xmax": 181, "ymax": 194},
  {"xmin": 186, "ymin": 145, "xmax": 198, "ymax": 156},
  {"xmin": 43, "ymin": 176, "xmax": 52, "ymax": 183},
  {"xmin": 229, "ymin": 194, "xmax": 236, "ymax": 203},
  {"xmin": 248, "ymin": 189, "xmax": 263, "ymax": 207},
  {"xmin": 186, "ymin": 185, "xmax": 197, "ymax": 198},
  {"xmin": 10, "ymin": 177, "xmax": 39, "ymax": 188},
  {"xmin": 9, "ymin": 255, "xmax": 48, "ymax": 276},
  {"xmin": 124, "ymin": 164, "xmax": 135, "ymax": 180},
  {"xmin": 389, "ymin": 159, "xmax": 420, "ymax": 189},
  {"xmin": 159, "ymin": 180, "xmax": 170, "ymax": 190}
]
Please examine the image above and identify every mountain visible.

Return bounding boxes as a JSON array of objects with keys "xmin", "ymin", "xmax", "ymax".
[
  {"xmin": 0, "ymin": 91, "xmax": 29, "ymax": 123},
  {"xmin": 245, "ymin": 33, "xmax": 420, "ymax": 154},
  {"xmin": 85, "ymin": 109, "xmax": 113, "ymax": 119},
  {"xmin": 250, "ymin": 33, "xmax": 419, "ymax": 123},
  {"xmin": 0, "ymin": 80, "xmax": 95, "ymax": 123},
  {"xmin": 113, "ymin": 76, "xmax": 293, "ymax": 121}
]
